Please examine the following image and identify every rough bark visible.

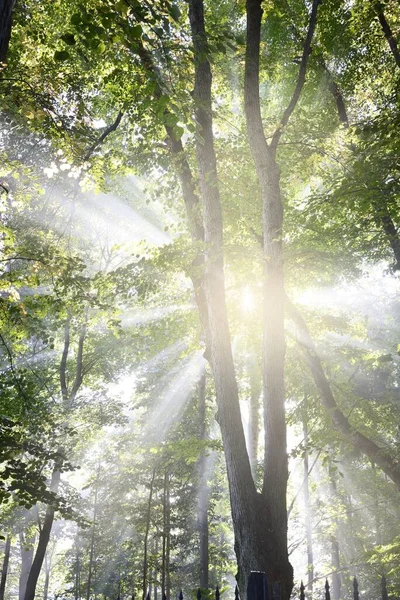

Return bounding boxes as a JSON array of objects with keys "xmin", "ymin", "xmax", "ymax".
[
  {"xmin": 24, "ymin": 459, "xmax": 62, "ymax": 600},
  {"xmin": 244, "ymin": 0, "xmax": 319, "ymax": 595},
  {"xmin": 0, "ymin": 0, "xmax": 15, "ymax": 66},
  {"xmin": 188, "ymin": 0, "xmax": 265, "ymax": 596},
  {"xmin": 0, "ymin": 536, "xmax": 11, "ymax": 600},
  {"xmin": 286, "ymin": 299, "xmax": 400, "ymax": 489},
  {"xmin": 374, "ymin": 2, "xmax": 400, "ymax": 68}
]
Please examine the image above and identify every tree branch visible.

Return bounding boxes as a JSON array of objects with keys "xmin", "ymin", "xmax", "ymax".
[
  {"xmin": 285, "ymin": 298, "xmax": 400, "ymax": 490},
  {"xmin": 271, "ymin": 0, "xmax": 321, "ymax": 151},
  {"xmin": 59, "ymin": 320, "xmax": 70, "ymax": 402},
  {"xmin": 83, "ymin": 110, "xmax": 124, "ymax": 162},
  {"xmin": 374, "ymin": 2, "xmax": 400, "ymax": 69}
]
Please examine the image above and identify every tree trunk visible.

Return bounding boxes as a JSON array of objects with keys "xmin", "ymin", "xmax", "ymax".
[
  {"xmin": 243, "ymin": 0, "xmax": 319, "ymax": 594},
  {"xmin": 0, "ymin": 0, "xmax": 15, "ymax": 66},
  {"xmin": 302, "ymin": 416, "xmax": 314, "ymax": 594},
  {"xmin": 86, "ymin": 475, "xmax": 99, "ymax": 600},
  {"xmin": 247, "ymin": 355, "xmax": 261, "ymax": 480},
  {"xmin": 24, "ymin": 459, "xmax": 62, "ymax": 600},
  {"xmin": 142, "ymin": 468, "xmax": 155, "ymax": 600},
  {"xmin": 19, "ymin": 530, "xmax": 35, "ymax": 600},
  {"xmin": 287, "ymin": 299, "xmax": 400, "ymax": 489},
  {"xmin": 0, "ymin": 536, "xmax": 11, "ymax": 600},
  {"xmin": 43, "ymin": 555, "xmax": 50, "ymax": 600},
  {"xmin": 374, "ymin": 2, "xmax": 400, "ymax": 68},
  {"xmin": 197, "ymin": 374, "xmax": 209, "ymax": 591},
  {"xmin": 188, "ymin": 0, "xmax": 270, "ymax": 596},
  {"xmin": 328, "ymin": 468, "xmax": 341, "ymax": 600}
]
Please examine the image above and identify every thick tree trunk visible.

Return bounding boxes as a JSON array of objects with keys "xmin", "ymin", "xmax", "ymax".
[
  {"xmin": 24, "ymin": 460, "xmax": 62, "ymax": 600},
  {"xmin": 287, "ymin": 300, "xmax": 400, "ymax": 489},
  {"xmin": 0, "ymin": 0, "xmax": 15, "ymax": 66},
  {"xmin": 188, "ymin": 0, "xmax": 270, "ymax": 597},
  {"xmin": 19, "ymin": 530, "xmax": 35, "ymax": 600},
  {"xmin": 0, "ymin": 536, "xmax": 11, "ymax": 600},
  {"xmin": 244, "ymin": 0, "xmax": 319, "ymax": 595}
]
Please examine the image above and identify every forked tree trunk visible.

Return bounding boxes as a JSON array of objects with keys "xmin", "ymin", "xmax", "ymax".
[
  {"xmin": 0, "ymin": 536, "xmax": 11, "ymax": 600},
  {"xmin": 187, "ymin": 0, "xmax": 268, "ymax": 596},
  {"xmin": 243, "ymin": 0, "xmax": 320, "ymax": 595}
]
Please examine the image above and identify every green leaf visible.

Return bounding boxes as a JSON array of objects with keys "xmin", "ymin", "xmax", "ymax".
[
  {"xmin": 168, "ymin": 4, "xmax": 181, "ymax": 22},
  {"xmin": 54, "ymin": 50, "xmax": 70, "ymax": 61},
  {"xmin": 130, "ymin": 25, "xmax": 143, "ymax": 39},
  {"xmin": 61, "ymin": 33, "xmax": 76, "ymax": 46}
]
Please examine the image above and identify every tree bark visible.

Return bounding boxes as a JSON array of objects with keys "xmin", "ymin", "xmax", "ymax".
[
  {"xmin": 286, "ymin": 299, "xmax": 400, "ymax": 489},
  {"xmin": 86, "ymin": 474, "xmax": 99, "ymax": 600},
  {"xmin": 328, "ymin": 468, "xmax": 341, "ymax": 600},
  {"xmin": 374, "ymin": 2, "xmax": 400, "ymax": 68},
  {"xmin": 302, "ymin": 416, "xmax": 314, "ymax": 594},
  {"xmin": 188, "ymin": 0, "xmax": 266, "ymax": 596},
  {"xmin": 0, "ymin": 536, "xmax": 11, "ymax": 600},
  {"xmin": 19, "ymin": 530, "xmax": 35, "ymax": 600},
  {"xmin": 244, "ymin": 0, "xmax": 319, "ymax": 595},
  {"xmin": 247, "ymin": 355, "xmax": 261, "ymax": 480},
  {"xmin": 142, "ymin": 468, "xmax": 155, "ymax": 600},
  {"xmin": 197, "ymin": 374, "xmax": 209, "ymax": 590},
  {"xmin": 0, "ymin": 0, "xmax": 15, "ymax": 66},
  {"xmin": 24, "ymin": 456, "xmax": 62, "ymax": 600},
  {"xmin": 43, "ymin": 555, "xmax": 50, "ymax": 600}
]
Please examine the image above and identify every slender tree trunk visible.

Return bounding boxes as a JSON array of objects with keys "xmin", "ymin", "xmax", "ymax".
[
  {"xmin": 197, "ymin": 373, "xmax": 209, "ymax": 591},
  {"xmin": 165, "ymin": 476, "xmax": 170, "ymax": 600},
  {"xmin": 0, "ymin": 536, "xmax": 11, "ymax": 600},
  {"xmin": 19, "ymin": 530, "xmax": 35, "ymax": 600},
  {"xmin": 86, "ymin": 474, "xmax": 99, "ymax": 600},
  {"xmin": 142, "ymin": 468, "xmax": 156, "ymax": 600},
  {"xmin": 24, "ymin": 456, "xmax": 62, "ymax": 600},
  {"xmin": 0, "ymin": 0, "xmax": 15, "ymax": 65},
  {"xmin": 43, "ymin": 555, "xmax": 50, "ymax": 600},
  {"xmin": 287, "ymin": 299, "xmax": 400, "ymax": 488},
  {"xmin": 328, "ymin": 468, "xmax": 341, "ymax": 600},
  {"xmin": 302, "ymin": 416, "xmax": 314, "ymax": 594}
]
